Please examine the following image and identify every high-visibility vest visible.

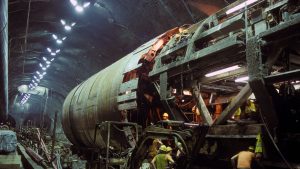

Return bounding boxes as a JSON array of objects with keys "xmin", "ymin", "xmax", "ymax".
[{"xmin": 255, "ymin": 133, "xmax": 263, "ymax": 153}]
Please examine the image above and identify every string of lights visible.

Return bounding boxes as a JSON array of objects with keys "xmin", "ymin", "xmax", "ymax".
[{"xmin": 19, "ymin": 0, "xmax": 91, "ymax": 105}]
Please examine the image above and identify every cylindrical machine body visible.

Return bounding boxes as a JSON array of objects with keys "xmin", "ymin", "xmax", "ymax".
[
  {"xmin": 62, "ymin": 54, "xmax": 133, "ymax": 148},
  {"xmin": 62, "ymin": 28, "xmax": 179, "ymax": 148}
]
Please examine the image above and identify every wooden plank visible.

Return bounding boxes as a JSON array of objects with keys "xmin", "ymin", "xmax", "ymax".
[
  {"xmin": 0, "ymin": 154, "xmax": 21, "ymax": 169},
  {"xmin": 118, "ymin": 101, "xmax": 137, "ymax": 111},
  {"xmin": 119, "ymin": 78, "xmax": 139, "ymax": 94},
  {"xmin": 214, "ymin": 84, "xmax": 252, "ymax": 125},
  {"xmin": 117, "ymin": 91, "xmax": 137, "ymax": 103},
  {"xmin": 17, "ymin": 144, "xmax": 44, "ymax": 169},
  {"xmin": 192, "ymin": 84, "xmax": 213, "ymax": 126}
]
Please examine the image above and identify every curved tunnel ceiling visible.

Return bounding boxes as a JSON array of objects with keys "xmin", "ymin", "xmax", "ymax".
[{"xmin": 8, "ymin": 0, "xmax": 230, "ymax": 114}]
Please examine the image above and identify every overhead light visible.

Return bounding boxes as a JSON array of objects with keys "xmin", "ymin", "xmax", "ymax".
[
  {"xmin": 75, "ymin": 5, "xmax": 84, "ymax": 13},
  {"xmin": 43, "ymin": 57, "xmax": 47, "ymax": 61},
  {"xmin": 226, "ymin": 0, "xmax": 259, "ymax": 15},
  {"xmin": 56, "ymin": 40, "xmax": 63, "ymax": 44},
  {"xmin": 83, "ymin": 2, "xmax": 90, "ymax": 8},
  {"xmin": 60, "ymin": 19, "xmax": 66, "ymax": 25},
  {"xmin": 71, "ymin": 22, "xmax": 76, "ymax": 26},
  {"xmin": 42, "ymin": 72, "xmax": 46, "ymax": 75},
  {"xmin": 64, "ymin": 25, "xmax": 71, "ymax": 31},
  {"xmin": 46, "ymin": 61, "xmax": 51, "ymax": 65},
  {"xmin": 36, "ymin": 71, "xmax": 41, "ymax": 75},
  {"xmin": 56, "ymin": 49, "xmax": 61, "ymax": 53},
  {"xmin": 62, "ymin": 37, "xmax": 66, "ymax": 40},
  {"xmin": 205, "ymin": 65, "xmax": 241, "ymax": 77},
  {"xmin": 235, "ymin": 76, "xmax": 249, "ymax": 83},
  {"xmin": 39, "ymin": 63, "xmax": 43, "ymax": 67},
  {"xmin": 52, "ymin": 34, "xmax": 58, "ymax": 40},
  {"xmin": 34, "ymin": 76, "xmax": 38, "ymax": 79},
  {"xmin": 47, "ymin": 48, "xmax": 51, "ymax": 53},
  {"xmin": 51, "ymin": 58, "xmax": 55, "ymax": 61},
  {"xmin": 51, "ymin": 52, "xmax": 56, "ymax": 56},
  {"xmin": 70, "ymin": 0, "xmax": 78, "ymax": 6},
  {"xmin": 46, "ymin": 64, "xmax": 50, "ymax": 68},
  {"xmin": 42, "ymin": 67, "xmax": 47, "ymax": 71}
]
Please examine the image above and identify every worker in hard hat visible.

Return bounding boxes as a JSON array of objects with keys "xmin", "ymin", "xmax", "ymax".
[
  {"xmin": 162, "ymin": 112, "xmax": 172, "ymax": 130},
  {"xmin": 151, "ymin": 145, "xmax": 174, "ymax": 169},
  {"xmin": 148, "ymin": 139, "xmax": 163, "ymax": 160},
  {"xmin": 244, "ymin": 100, "xmax": 257, "ymax": 120},
  {"xmin": 231, "ymin": 146, "xmax": 255, "ymax": 169},
  {"xmin": 162, "ymin": 113, "xmax": 169, "ymax": 121}
]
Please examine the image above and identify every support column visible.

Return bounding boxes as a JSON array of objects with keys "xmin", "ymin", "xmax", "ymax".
[{"xmin": 246, "ymin": 37, "xmax": 279, "ymax": 130}]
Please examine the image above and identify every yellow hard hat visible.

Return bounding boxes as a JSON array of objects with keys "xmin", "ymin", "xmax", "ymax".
[
  {"xmin": 159, "ymin": 145, "xmax": 167, "ymax": 151},
  {"xmin": 166, "ymin": 146, "xmax": 172, "ymax": 152},
  {"xmin": 162, "ymin": 113, "xmax": 169, "ymax": 117}
]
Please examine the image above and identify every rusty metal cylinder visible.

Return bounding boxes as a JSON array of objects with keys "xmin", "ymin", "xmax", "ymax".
[{"xmin": 62, "ymin": 54, "xmax": 134, "ymax": 148}]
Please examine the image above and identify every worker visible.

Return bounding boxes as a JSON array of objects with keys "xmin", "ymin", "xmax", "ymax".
[
  {"xmin": 162, "ymin": 113, "xmax": 169, "ymax": 121},
  {"xmin": 231, "ymin": 146, "xmax": 255, "ymax": 169},
  {"xmin": 162, "ymin": 112, "xmax": 172, "ymax": 129},
  {"xmin": 151, "ymin": 145, "xmax": 174, "ymax": 169},
  {"xmin": 229, "ymin": 98, "xmax": 242, "ymax": 120},
  {"xmin": 192, "ymin": 105, "xmax": 201, "ymax": 123},
  {"xmin": 233, "ymin": 107, "xmax": 242, "ymax": 120},
  {"xmin": 245, "ymin": 100, "xmax": 257, "ymax": 120},
  {"xmin": 148, "ymin": 139, "xmax": 162, "ymax": 160},
  {"xmin": 255, "ymin": 133, "xmax": 263, "ymax": 159}
]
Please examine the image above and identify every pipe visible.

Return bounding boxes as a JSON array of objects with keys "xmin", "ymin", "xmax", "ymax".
[{"xmin": 0, "ymin": 0, "xmax": 8, "ymax": 120}]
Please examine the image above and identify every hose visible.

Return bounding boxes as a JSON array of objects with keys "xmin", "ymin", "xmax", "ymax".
[{"xmin": 259, "ymin": 110, "xmax": 293, "ymax": 169}]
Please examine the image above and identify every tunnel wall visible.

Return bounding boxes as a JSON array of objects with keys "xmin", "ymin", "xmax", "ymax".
[{"xmin": 0, "ymin": 0, "xmax": 8, "ymax": 120}]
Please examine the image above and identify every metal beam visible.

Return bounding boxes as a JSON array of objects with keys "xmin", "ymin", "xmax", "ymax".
[
  {"xmin": 192, "ymin": 83, "xmax": 213, "ymax": 126},
  {"xmin": 214, "ymin": 83, "xmax": 252, "ymax": 125},
  {"xmin": 264, "ymin": 69, "xmax": 300, "ymax": 84},
  {"xmin": 246, "ymin": 37, "xmax": 279, "ymax": 129}
]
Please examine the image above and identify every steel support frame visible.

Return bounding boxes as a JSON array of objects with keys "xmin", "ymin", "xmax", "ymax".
[
  {"xmin": 192, "ymin": 82, "xmax": 213, "ymax": 126},
  {"xmin": 214, "ymin": 83, "xmax": 252, "ymax": 125}
]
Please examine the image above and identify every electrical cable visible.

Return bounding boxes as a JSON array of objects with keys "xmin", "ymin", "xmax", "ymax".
[{"xmin": 259, "ymin": 110, "xmax": 293, "ymax": 169}]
